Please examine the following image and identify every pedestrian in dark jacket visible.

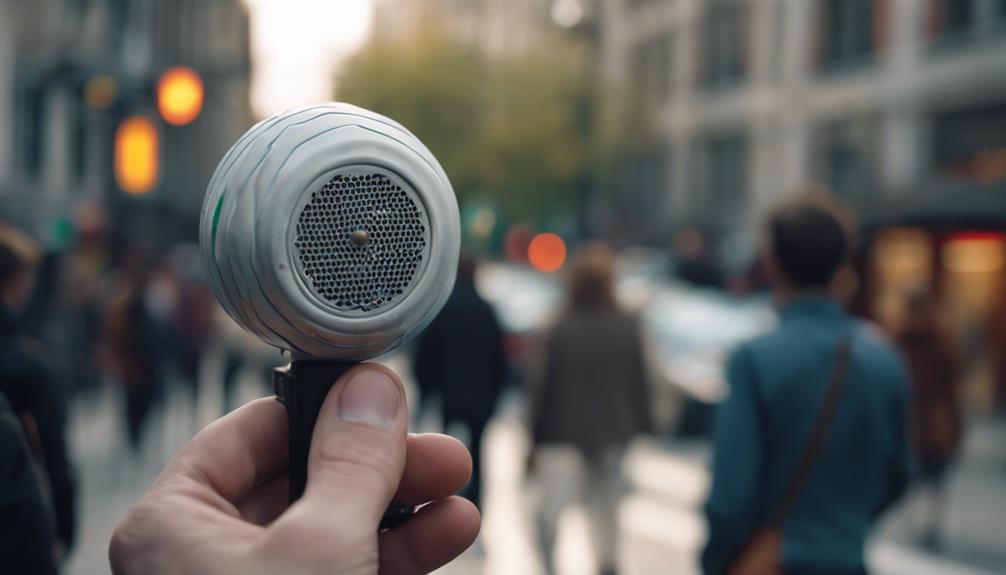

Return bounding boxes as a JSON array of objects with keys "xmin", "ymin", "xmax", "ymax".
[
  {"xmin": 0, "ymin": 222, "xmax": 77, "ymax": 557},
  {"xmin": 0, "ymin": 393, "xmax": 59, "ymax": 575},
  {"xmin": 527, "ymin": 243, "xmax": 654, "ymax": 575},
  {"xmin": 99, "ymin": 251, "xmax": 163, "ymax": 453},
  {"xmin": 414, "ymin": 252, "xmax": 507, "ymax": 508},
  {"xmin": 703, "ymin": 191, "xmax": 911, "ymax": 575}
]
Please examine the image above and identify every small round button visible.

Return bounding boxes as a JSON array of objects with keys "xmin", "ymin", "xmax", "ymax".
[{"xmin": 350, "ymin": 229, "xmax": 370, "ymax": 246}]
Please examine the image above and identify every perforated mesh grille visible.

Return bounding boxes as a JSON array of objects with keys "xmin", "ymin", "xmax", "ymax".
[{"xmin": 294, "ymin": 170, "xmax": 428, "ymax": 313}]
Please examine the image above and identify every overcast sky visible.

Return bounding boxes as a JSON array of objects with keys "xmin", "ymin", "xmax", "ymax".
[{"xmin": 243, "ymin": 0, "xmax": 373, "ymax": 118}]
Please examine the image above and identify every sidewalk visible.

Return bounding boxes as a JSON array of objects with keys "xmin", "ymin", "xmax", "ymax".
[
  {"xmin": 874, "ymin": 413, "xmax": 1006, "ymax": 574},
  {"xmin": 63, "ymin": 357, "xmax": 1006, "ymax": 575}
]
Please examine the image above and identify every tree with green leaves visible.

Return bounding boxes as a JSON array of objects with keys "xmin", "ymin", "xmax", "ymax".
[{"xmin": 336, "ymin": 26, "xmax": 594, "ymax": 226}]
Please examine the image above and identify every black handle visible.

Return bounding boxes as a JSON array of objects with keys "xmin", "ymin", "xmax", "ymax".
[{"xmin": 273, "ymin": 361, "xmax": 414, "ymax": 530}]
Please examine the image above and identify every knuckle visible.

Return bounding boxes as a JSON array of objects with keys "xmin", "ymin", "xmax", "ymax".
[{"xmin": 108, "ymin": 502, "xmax": 157, "ymax": 574}]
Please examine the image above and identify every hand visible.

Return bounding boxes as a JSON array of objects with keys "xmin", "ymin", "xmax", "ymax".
[{"xmin": 110, "ymin": 363, "xmax": 480, "ymax": 575}]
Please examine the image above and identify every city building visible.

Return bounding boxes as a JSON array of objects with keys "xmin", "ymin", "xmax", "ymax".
[
  {"xmin": 0, "ymin": 0, "xmax": 252, "ymax": 247},
  {"xmin": 598, "ymin": 0, "xmax": 1006, "ymax": 241},
  {"xmin": 600, "ymin": 0, "xmax": 1006, "ymax": 401}
]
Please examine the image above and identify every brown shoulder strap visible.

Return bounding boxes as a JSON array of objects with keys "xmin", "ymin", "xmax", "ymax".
[{"xmin": 768, "ymin": 339, "xmax": 851, "ymax": 528}]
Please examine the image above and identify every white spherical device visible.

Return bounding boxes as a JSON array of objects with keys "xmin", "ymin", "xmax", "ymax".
[{"xmin": 199, "ymin": 103, "xmax": 461, "ymax": 360}]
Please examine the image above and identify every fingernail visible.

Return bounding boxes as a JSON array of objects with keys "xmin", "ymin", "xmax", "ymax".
[{"xmin": 338, "ymin": 369, "xmax": 398, "ymax": 429}]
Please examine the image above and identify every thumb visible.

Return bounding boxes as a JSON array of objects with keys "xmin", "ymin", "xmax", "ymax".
[{"xmin": 298, "ymin": 363, "xmax": 408, "ymax": 531}]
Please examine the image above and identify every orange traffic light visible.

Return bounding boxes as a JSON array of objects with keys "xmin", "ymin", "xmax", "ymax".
[
  {"xmin": 528, "ymin": 232, "xmax": 567, "ymax": 272},
  {"xmin": 157, "ymin": 67, "xmax": 204, "ymax": 126},
  {"xmin": 115, "ymin": 116, "xmax": 159, "ymax": 195}
]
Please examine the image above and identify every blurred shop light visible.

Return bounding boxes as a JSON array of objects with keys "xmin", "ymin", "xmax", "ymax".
[
  {"xmin": 874, "ymin": 228, "xmax": 931, "ymax": 272},
  {"xmin": 115, "ymin": 116, "xmax": 159, "ymax": 195},
  {"xmin": 942, "ymin": 232, "xmax": 1006, "ymax": 274},
  {"xmin": 528, "ymin": 232, "xmax": 567, "ymax": 273},
  {"xmin": 84, "ymin": 74, "xmax": 117, "ymax": 110},
  {"xmin": 157, "ymin": 66, "xmax": 204, "ymax": 126}
]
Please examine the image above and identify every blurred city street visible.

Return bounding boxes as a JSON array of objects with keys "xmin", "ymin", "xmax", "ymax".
[
  {"xmin": 3, "ymin": 0, "xmax": 1006, "ymax": 573},
  {"xmin": 64, "ymin": 348, "xmax": 1006, "ymax": 575}
]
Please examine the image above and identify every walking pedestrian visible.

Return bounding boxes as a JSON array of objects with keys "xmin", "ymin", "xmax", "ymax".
[
  {"xmin": 896, "ymin": 289, "xmax": 962, "ymax": 550},
  {"xmin": 99, "ymin": 250, "xmax": 163, "ymax": 453},
  {"xmin": 526, "ymin": 244, "xmax": 654, "ymax": 575},
  {"xmin": 413, "ymin": 252, "xmax": 507, "ymax": 508},
  {"xmin": 0, "ymin": 222, "xmax": 77, "ymax": 559},
  {"xmin": 703, "ymin": 191, "xmax": 912, "ymax": 575},
  {"xmin": 0, "ymin": 393, "xmax": 59, "ymax": 575}
]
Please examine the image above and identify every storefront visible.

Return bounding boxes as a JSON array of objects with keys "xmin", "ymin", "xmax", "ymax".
[{"xmin": 857, "ymin": 182, "xmax": 1006, "ymax": 408}]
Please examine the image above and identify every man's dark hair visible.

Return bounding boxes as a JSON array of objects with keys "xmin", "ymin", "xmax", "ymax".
[{"xmin": 767, "ymin": 189, "xmax": 853, "ymax": 289}]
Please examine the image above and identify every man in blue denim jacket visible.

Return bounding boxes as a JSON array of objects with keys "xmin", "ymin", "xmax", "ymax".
[{"xmin": 703, "ymin": 192, "xmax": 911, "ymax": 575}]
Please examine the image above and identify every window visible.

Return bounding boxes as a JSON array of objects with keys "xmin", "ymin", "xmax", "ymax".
[
  {"xmin": 817, "ymin": 0, "xmax": 878, "ymax": 71},
  {"xmin": 109, "ymin": 0, "xmax": 130, "ymax": 51},
  {"xmin": 927, "ymin": 0, "xmax": 978, "ymax": 42},
  {"xmin": 623, "ymin": 143, "xmax": 669, "ymax": 224},
  {"xmin": 694, "ymin": 133, "xmax": 747, "ymax": 227},
  {"xmin": 932, "ymin": 103, "xmax": 1006, "ymax": 183},
  {"xmin": 770, "ymin": 0, "xmax": 786, "ymax": 82},
  {"xmin": 811, "ymin": 117, "xmax": 880, "ymax": 204},
  {"xmin": 72, "ymin": 94, "xmax": 87, "ymax": 183},
  {"xmin": 701, "ymin": 0, "xmax": 748, "ymax": 89},
  {"xmin": 941, "ymin": 0, "xmax": 976, "ymax": 32},
  {"xmin": 632, "ymin": 33, "xmax": 672, "ymax": 109},
  {"xmin": 16, "ymin": 83, "xmax": 45, "ymax": 181}
]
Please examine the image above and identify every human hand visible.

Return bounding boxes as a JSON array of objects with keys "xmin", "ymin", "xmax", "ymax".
[{"xmin": 109, "ymin": 363, "xmax": 480, "ymax": 575}]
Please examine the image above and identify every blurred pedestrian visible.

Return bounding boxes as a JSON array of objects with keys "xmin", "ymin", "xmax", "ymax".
[
  {"xmin": 165, "ymin": 244, "xmax": 215, "ymax": 411},
  {"xmin": 897, "ymin": 289, "xmax": 962, "ymax": 550},
  {"xmin": 0, "ymin": 394, "xmax": 59, "ymax": 575},
  {"xmin": 57, "ymin": 248, "xmax": 104, "ymax": 396},
  {"xmin": 674, "ymin": 228, "xmax": 724, "ymax": 289},
  {"xmin": 0, "ymin": 222, "xmax": 77, "ymax": 558},
  {"xmin": 413, "ymin": 251, "xmax": 507, "ymax": 508},
  {"xmin": 703, "ymin": 191, "xmax": 911, "ymax": 575},
  {"xmin": 526, "ymin": 244, "xmax": 653, "ymax": 575},
  {"xmin": 99, "ymin": 250, "xmax": 163, "ymax": 453},
  {"xmin": 218, "ymin": 305, "xmax": 279, "ymax": 415},
  {"xmin": 989, "ymin": 287, "xmax": 1006, "ymax": 413}
]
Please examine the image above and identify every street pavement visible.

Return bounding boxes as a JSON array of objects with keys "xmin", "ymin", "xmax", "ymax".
[{"xmin": 65, "ymin": 351, "xmax": 1006, "ymax": 575}]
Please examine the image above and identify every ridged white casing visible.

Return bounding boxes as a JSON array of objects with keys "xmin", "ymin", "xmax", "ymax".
[{"xmin": 199, "ymin": 103, "xmax": 460, "ymax": 359}]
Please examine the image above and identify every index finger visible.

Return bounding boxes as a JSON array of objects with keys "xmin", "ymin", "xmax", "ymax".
[
  {"xmin": 157, "ymin": 397, "xmax": 288, "ymax": 507},
  {"xmin": 391, "ymin": 433, "xmax": 472, "ymax": 506}
]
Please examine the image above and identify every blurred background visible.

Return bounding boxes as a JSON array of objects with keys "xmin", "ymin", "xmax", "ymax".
[{"xmin": 1, "ymin": 0, "xmax": 1005, "ymax": 573}]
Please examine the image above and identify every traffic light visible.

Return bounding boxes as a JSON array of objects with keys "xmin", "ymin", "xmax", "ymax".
[
  {"xmin": 157, "ymin": 66, "xmax": 204, "ymax": 126},
  {"xmin": 115, "ymin": 116, "xmax": 159, "ymax": 195}
]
